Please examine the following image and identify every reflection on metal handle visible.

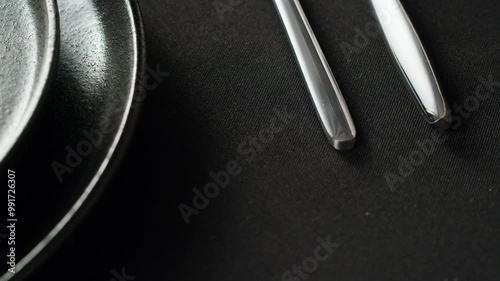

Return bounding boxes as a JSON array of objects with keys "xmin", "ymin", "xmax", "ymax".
[
  {"xmin": 273, "ymin": 0, "xmax": 356, "ymax": 150},
  {"xmin": 369, "ymin": 0, "xmax": 451, "ymax": 127}
]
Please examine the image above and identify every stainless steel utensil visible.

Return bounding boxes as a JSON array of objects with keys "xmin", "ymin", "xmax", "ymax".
[
  {"xmin": 369, "ymin": 0, "xmax": 451, "ymax": 127},
  {"xmin": 273, "ymin": 0, "xmax": 357, "ymax": 150}
]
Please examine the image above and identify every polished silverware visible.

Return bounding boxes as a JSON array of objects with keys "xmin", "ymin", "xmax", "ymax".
[
  {"xmin": 273, "ymin": 0, "xmax": 357, "ymax": 150},
  {"xmin": 369, "ymin": 0, "xmax": 451, "ymax": 127}
]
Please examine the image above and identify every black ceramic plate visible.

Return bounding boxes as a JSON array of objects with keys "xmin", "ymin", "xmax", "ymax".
[
  {"xmin": 0, "ymin": 0, "xmax": 58, "ymax": 163},
  {"xmin": 0, "ymin": 0, "xmax": 145, "ymax": 280}
]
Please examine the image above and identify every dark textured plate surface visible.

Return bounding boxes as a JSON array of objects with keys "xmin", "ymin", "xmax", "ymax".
[
  {"xmin": 0, "ymin": 0, "xmax": 145, "ymax": 280},
  {"xmin": 0, "ymin": 0, "xmax": 58, "ymax": 163}
]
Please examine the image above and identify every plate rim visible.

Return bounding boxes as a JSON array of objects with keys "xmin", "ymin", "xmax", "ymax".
[
  {"xmin": 0, "ymin": 0, "xmax": 60, "ymax": 164},
  {"xmin": 0, "ymin": 0, "xmax": 146, "ymax": 280}
]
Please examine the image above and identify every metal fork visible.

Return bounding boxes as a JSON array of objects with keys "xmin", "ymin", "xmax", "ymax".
[
  {"xmin": 369, "ymin": 0, "xmax": 451, "ymax": 127},
  {"xmin": 273, "ymin": 0, "xmax": 357, "ymax": 150}
]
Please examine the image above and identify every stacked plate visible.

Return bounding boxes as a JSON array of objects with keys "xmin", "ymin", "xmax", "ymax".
[{"xmin": 0, "ymin": 0, "xmax": 145, "ymax": 280}]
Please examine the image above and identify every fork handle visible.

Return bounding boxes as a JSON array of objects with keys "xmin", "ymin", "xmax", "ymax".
[
  {"xmin": 369, "ymin": 0, "xmax": 451, "ymax": 126},
  {"xmin": 273, "ymin": 0, "xmax": 357, "ymax": 150}
]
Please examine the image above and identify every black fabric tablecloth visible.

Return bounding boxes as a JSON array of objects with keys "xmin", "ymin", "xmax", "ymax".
[{"xmin": 34, "ymin": 0, "xmax": 499, "ymax": 280}]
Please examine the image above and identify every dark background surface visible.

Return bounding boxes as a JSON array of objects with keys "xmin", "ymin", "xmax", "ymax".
[{"xmin": 32, "ymin": 0, "xmax": 499, "ymax": 280}]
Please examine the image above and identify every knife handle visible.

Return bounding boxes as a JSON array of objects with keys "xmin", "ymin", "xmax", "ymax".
[
  {"xmin": 273, "ymin": 0, "xmax": 356, "ymax": 150},
  {"xmin": 369, "ymin": 0, "xmax": 451, "ymax": 127}
]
